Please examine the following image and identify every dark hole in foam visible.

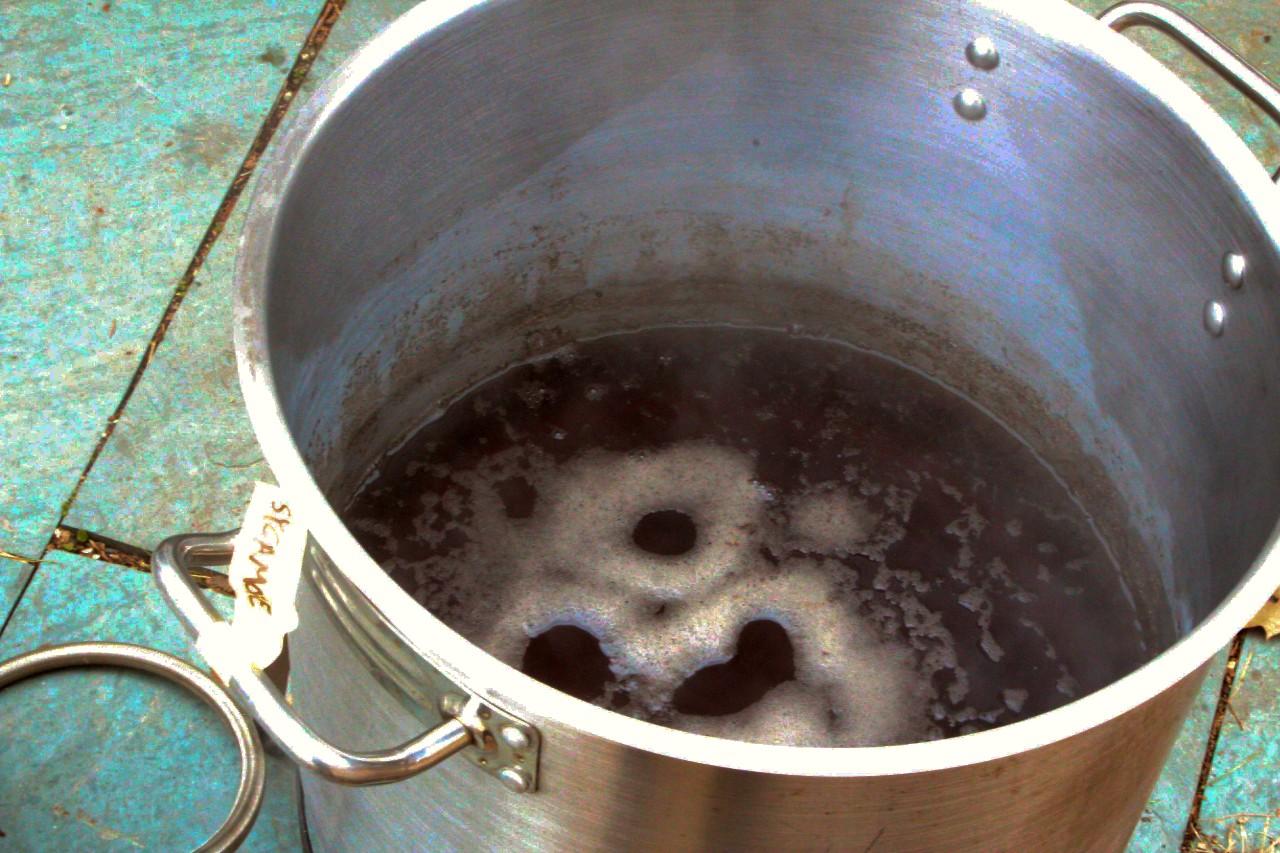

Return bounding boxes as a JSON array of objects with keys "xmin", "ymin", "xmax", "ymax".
[
  {"xmin": 673, "ymin": 619, "xmax": 796, "ymax": 716},
  {"xmin": 494, "ymin": 476, "xmax": 538, "ymax": 519},
  {"xmin": 521, "ymin": 624, "xmax": 614, "ymax": 702},
  {"xmin": 632, "ymin": 509, "xmax": 697, "ymax": 556}
]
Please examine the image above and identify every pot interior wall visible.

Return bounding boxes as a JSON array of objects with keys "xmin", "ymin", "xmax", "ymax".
[{"xmin": 256, "ymin": 0, "xmax": 1280, "ymax": 667}]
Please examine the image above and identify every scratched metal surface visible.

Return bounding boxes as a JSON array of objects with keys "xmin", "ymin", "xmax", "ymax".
[
  {"xmin": 1, "ymin": 0, "xmax": 1276, "ymax": 851},
  {"xmin": 0, "ymin": 551, "xmax": 301, "ymax": 851},
  {"xmin": 0, "ymin": 0, "xmax": 318, "ymax": 560},
  {"xmin": 1034, "ymin": 7, "xmax": 1280, "ymax": 848}
]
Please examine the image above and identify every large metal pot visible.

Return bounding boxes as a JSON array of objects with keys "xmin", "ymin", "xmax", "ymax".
[{"xmin": 155, "ymin": 0, "xmax": 1280, "ymax": 849}]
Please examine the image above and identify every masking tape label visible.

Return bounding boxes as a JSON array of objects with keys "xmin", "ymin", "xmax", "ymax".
[
  {"xmin": 218, "ymin": 481, "xmax": 307, "ymax": 672},
  {"xmin": 196, "ymin": 621, "xmax": 246, "ymax": 681}
]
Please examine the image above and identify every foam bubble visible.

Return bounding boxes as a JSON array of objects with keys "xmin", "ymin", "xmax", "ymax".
[
  {"xmin": 1003, "ymin": 688, "xmax": 1029, "ymax": 713},
  {"xmin": 786, "ymin": 490, "xmax": 880, "ymax": 554}
]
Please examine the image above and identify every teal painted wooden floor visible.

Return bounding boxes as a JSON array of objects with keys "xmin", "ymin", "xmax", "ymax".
[{"xmin": 1, "ymin": 0, "xmax": 1277, "ymax": 849}]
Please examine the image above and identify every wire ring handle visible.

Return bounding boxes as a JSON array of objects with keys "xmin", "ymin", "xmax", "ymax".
[
  {"xmin": 0, "ymin": 642, "xmax": 266, "ymax": 853},
  {"xmin": 1099, "ymin": 1, "xmax": 1280, "ymax": 181}
]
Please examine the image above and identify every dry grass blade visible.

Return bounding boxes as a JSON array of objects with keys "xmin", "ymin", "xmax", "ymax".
[
  {"xmin": 1188, "ymin": 810, "xmax": 1280, "ymax": 852},
  {"xmin": 51, "ymin": 526, "xmax": 232, "ymax": 596}
]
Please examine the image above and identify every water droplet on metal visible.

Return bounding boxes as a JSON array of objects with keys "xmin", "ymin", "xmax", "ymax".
[
  {"xmin": 966, "ymin": 37, "xmax": 1000, "ymax": 70},
  {"xmin": 953, "ymin": 88, "xmax": 987, "ymax": 121},
  {"xmin": 1203, "ymin": 300, "xmax": 1227, "ymax": 337},
  {"xmin": 1222, "ymin": 251, "xmax": 1246, "ymax": 289}
]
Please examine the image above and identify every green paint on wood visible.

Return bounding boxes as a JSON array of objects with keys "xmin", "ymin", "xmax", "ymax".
[
  {"xmin": 1126, "ymin": 648, "xmax": 1231, "ymax": 852},
  {"xmin": 0, "ymin": 0, "xmax": 319, "ymax": 559},
  {"xmin": 66, "ymin": 0, "xmax": 423, "ymax": 549},
  {"xmin": 1193, "ymin": 632, "xmax": 1280, "ymax": 851},
  {"xmin": 65, "ymin": 202, "xmax": 274, "ymax": 546},
  {"xmin": 0, "ymin": 554, "xmax": 35, "ymax": 628},
  {"xmin": 0, "ymin": 551, "xmax": 300, "ymax": 851}
]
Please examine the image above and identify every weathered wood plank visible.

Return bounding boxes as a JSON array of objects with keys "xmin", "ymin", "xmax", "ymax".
[
  {"xmin": 0, "ymin": 0, "xmax": 319, "ymax": 558},
  {"xmin": 66, "ymin": 0, "xmax": 417, "ymax": 550},
  {"xmin": 1191, "ymin": 632, "xmax": 1280, "ymax": 851}
]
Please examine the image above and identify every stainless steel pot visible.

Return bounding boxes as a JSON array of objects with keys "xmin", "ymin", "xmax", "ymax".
[{"xmin": 155, "ymin": 0, "xmax": 1280, "ymax": 849}]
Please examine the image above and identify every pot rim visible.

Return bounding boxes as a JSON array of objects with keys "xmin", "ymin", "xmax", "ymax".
[{"xmin": 233, "ymin": 0, "xmax": 1280, "ymax": 777}]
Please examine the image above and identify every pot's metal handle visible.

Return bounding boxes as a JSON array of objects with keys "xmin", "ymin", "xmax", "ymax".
[
  {"xmin": 153, "ymin": 530, "xmax": 473, "ymax": 786},
  {"xmin": 1099, "ymin": 1, "xmax": 1280, "ymax": 181}
]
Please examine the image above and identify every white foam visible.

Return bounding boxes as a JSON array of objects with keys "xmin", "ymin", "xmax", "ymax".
[
  {"xmin": 786, "ymin": 490, "xmax": 880, "ymax": 554},
  {"xmin": 391, "ymin": 438, "xmax": 1095, "ymax": 746},
  {"xmin": 1003, "ymin": 688, "xmax": 1029, "ymax": 713}
]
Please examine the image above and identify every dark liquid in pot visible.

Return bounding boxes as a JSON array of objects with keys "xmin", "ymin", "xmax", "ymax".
[{"xmin": 344, "ymin": 326, "xmax": 1150, "ymax": 746}]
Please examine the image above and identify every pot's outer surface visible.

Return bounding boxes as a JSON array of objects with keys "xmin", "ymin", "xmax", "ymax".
[
  {"xmin": 292, "ymin": 557, "xmax": 1207, "ymax": 851},
  {"xmin": 229, "ymin": 0, "xmax": 1280, "ymax": 849}
]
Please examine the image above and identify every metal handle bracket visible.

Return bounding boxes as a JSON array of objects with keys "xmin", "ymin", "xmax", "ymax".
[
  {"xmin": 1100, "ymin": 0, "xmax": 1280, "ymax": 181},
  {"xmin": 152, "ymin": 531, "xmax": 504, "ymax": 788}
]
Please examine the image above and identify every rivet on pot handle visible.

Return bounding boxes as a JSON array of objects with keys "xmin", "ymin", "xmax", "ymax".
[
  {"xmin": 153, "ymin": 530, "xmax": 473, "ymax": 787},
  {"xmin": 1100, "ymin": 0, "xmax": 1280, "ymax": 182}
]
